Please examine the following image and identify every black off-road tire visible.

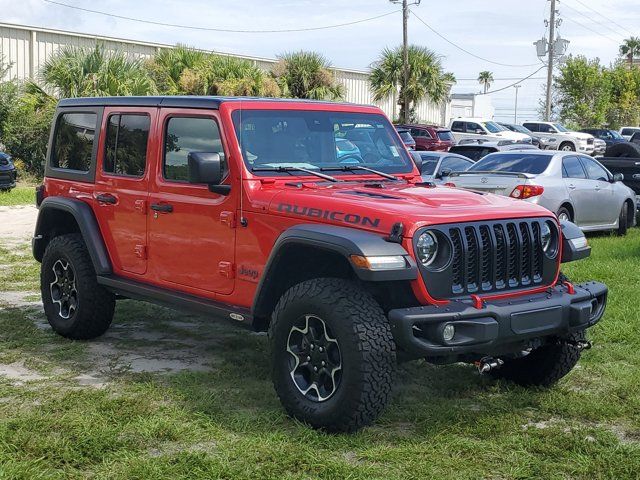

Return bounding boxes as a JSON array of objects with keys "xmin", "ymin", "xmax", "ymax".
[
  {"xmin": 617, "ymin": 202, "xmax": 629, "ymax": 236},
  {"xmin": 41, "ymin": 233, "xmax": 115, "ymax": 339},
  {"xmin": 269, "ymin": 278, "xmax": 396, "ymax": 432},
  {"xmin": 491, "ymin": 330, "xmax": 586, "ymax": 387}
]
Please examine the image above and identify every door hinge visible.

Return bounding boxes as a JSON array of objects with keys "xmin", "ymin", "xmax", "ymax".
[
  {"xmin": 134, "ymin": 199, "xmax": 147, "ymax": 215},
  {"xmin": 135, "ymin": 245, "xmax": 147, "ymax": 259},
  {"xmin": 220, "ymin": 211, "xmax": 236, "ymax": 228},
  {"xmin": 218, "ymin": 261, "xmax": 235, "ymax": 279}
]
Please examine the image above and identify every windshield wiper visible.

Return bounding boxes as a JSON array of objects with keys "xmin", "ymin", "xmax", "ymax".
[
  {"xmin": 320, "ymin": 165, "xmax": 399, "ymax": 181},
  {"xmin": 251, "ymin": 166, "xmax": 339, "ymax": 182}
]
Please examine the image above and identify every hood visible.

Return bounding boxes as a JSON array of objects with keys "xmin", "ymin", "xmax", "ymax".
[
  {"xmin": 496, "ymin": 130, "xmax": 529, "ymax": 141},
  {"xmin": 261, "ymin": 181, "xmax": 553, "ymax": 237}
]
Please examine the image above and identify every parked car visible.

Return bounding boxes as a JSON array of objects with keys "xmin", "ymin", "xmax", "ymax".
[
  {"xmin": 592, "ymin": 138, "xmax": 607, "ymax": 156},
  {"xmin": 497, "ymin": 122, "xmax": 543, "ymax": 148},
  {"xmin": 449, "ymin": 139, "xmax": 538, "ymax": 161},
  {"xmin": 0, "ymin": 152, "xmax": 17, "ymax": 191},
  {"xmin": 396, "ymin": 124, "xmax": 455, "ymax": 151},
  {"xmin": 631, "ymin": 132, "xmax": 640, "ymax": 146},
  {"xmin": 580, "ymin": 128, "xmax": 627, "ymax": 149},
  {"xmin": 619, "ymin": 126, "xmax": 640, "ymax": 141},
  {"xmin": 449, "ymin": 117, "xmax": 531, "ymax": 144},
  {"xmin": 522, "ymin": 121, "xmax": 595, "ymax": 154},
  {"xmin": 597, "ymin": 142, "xmax": 640, "ymax": 217},
  {"xmin": 450, "ymin": 150, "xmax": 636, "ymax": 234},
  {"xmin": 395, "ymin": 127, "xmax": 416, "ymax": 150},
  {"xmin": 33, "ymin": 95, "xmax": 604, "ymax": 432},
  {"xmin": 410, "ymin": 151, "xmax": 474, "ymax": 183}
]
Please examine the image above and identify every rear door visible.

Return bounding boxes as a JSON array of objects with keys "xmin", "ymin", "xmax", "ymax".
[
  {"xmin": 579, "ymin": 156, "xmax": 619, "ymax": 225},
  {"xmin": 147, "ymin": 109, "xmax": 236, "ymax": 295},
  {"xmin": 94, "ymin": 107, "xmax": 155, "ymax": 276},
  {"xmin": 410, "ymin": 127, "xmax": 434, "ymax": 150},
  {"xmin": 561, "ymin": 155, "xmax": 592, "ymax": 225}
]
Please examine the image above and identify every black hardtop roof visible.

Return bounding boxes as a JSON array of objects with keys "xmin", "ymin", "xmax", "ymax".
[{"xmin": 57, "ymin": 96, "xmax": 365, "ymax": 109}]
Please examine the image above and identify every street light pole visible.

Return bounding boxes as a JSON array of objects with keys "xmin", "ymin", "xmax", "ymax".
[
  {"xmin": 514, "ymin": 84, "xmax": 521, "ymax": 124},
  {"xmin": 545, "ymin": 0, "xmax": 557, "ymax": 121},
  {"xmin": 402, "ymin": 0, "xmax": 409, "ymax": 123}
]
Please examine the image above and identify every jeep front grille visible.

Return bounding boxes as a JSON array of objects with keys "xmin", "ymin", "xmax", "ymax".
[{"xmin": 417, "ymin": 218, "xmax": 558, "ymax": 299}]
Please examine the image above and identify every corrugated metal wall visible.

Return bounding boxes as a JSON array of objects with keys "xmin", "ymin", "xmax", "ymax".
[{"xmin": 0, "ymin": 22, "xmax": 448, "ymax": 125}]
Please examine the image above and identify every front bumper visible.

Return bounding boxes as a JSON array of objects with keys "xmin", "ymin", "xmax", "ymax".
[
  {"xmin": 388, "ymin": 281, "xmax": 607, "ymax": 360},
  {"xmin": 0, "ymin": 169, "xmax": 16, "ymax": 190}
]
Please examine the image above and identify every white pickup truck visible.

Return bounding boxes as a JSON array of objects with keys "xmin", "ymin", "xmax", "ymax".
[
  {"xmin": 522, "ymin": 121, "xmax": 594, "ymax": 154},
  {"xmin": 448, "ymin": 118, "xmax": 531, "ymax": 144}
]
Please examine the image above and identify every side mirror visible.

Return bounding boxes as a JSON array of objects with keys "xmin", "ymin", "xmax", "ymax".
[
  {"xmin": 613, "ymin": 173, "xmax": 624, "ymax": 182},
  {"xmin": 437, "ymin": 167, "xmax": 453, "ymax": 179},
  {"xmin": 188, "ymin": 152, "xmax": 230, "ymax": 195}
]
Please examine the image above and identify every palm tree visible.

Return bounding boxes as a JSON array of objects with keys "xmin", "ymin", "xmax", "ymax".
[
  {"xmin": 146, "ymin": 45, "xmax": 209, "ymax": 94},
  {"xmin": 370, "ymin": 45, "xmax": 452, "ymax": 123},
  {"xmin": 40, "ymin": 45, "xmax": 156, "ymax": 97},
  {"xmin": 620, "ymin": 37, "xmax": 640, "ymax": 67},
  {"xmin": 477, "ymin": 71, "xmax": 494, "ymax": 93},
  {"xmin": 272, "ymin": 51, "xmax": 344, "ymax": 100}
]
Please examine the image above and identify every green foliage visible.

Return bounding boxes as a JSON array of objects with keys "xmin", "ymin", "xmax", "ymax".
[
  {"xmin": 554, "ymin": 55, "xmax": 640, "ymax": 128},
  {"xmin": 620, "ymin": 37, "xmax": 640, "ymax": 66},
  {"xmin": 40, "ymin": 45, "xmax": 157, "ymax": 97},
  {"xmin": 477, "ymin": 71, "xmax": 494, "ymax": 94},
  {"xmin": 0, "ymin": 56, "xmax": 19, "ymax": 140},
  {"xmin": 272, "ymin": 51, "xmax": 344, "ymax": 100},
  {"xmin": 370, "ymin": 45, "xmax": 452, "ymax": 123}
]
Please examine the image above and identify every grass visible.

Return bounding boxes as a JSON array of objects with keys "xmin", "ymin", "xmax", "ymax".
[
  {"xmin": 0, "ymin": 185, "xmax": 36, "ymax": 207},
  {"xmin": 0, "ymin": 231, "xmax": 640, "ymax": 478}
]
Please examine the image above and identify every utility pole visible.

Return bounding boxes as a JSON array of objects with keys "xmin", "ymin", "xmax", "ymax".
[
  {"xmin": 514, "ymin": 84, "xmax": 521, "ymax": 123},
  {"xmin": 391, "ymin": 0, "xmax": 420, "ymax": 122},
  {"xmin": 544, "ymin": 0, "xmax": 557, "ymax": 121}
]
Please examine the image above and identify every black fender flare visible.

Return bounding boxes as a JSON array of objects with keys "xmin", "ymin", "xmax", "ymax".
[
  {"xmin": 33, "ymin": 197, "xmax": 112, "ymax": 275},
  {"xmin": 251, "ymin": 224, "xmax": 417, "ymax": 317}
]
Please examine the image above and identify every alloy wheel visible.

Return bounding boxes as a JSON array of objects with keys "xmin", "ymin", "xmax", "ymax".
[
  {"xmin": 286, "ymin": 314, "xmax": 342, "ymax": 402},
  {"xmin": 49, "ymin": 259, "xmax": 78, "ymax": 319}
]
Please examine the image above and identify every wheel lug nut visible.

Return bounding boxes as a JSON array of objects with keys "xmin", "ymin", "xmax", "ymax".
[
  {"xmin": 313, "ymin": 367, "xmax": 318, "ymax": 372},
  {"xmin": 306, "ymin": 356, "xmax": 311, "ymax": 361},
  {"xmin": 321, "ymin": 361, "xmax": 325, "ymax": 366},
  {"xmin": 319, "ymin": 347, "xmax": 323, "ymax": 352},
  {"xmin": 310, "ymin": 344, "xmax": 314, "ymax": 349}
]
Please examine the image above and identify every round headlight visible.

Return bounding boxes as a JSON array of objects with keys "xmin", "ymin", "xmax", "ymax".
[
  {"xmin": 541, "ymin": 222, "xmax": 552, "ymax": 252},
  {"xmin": 416, "ymin": 231, "xmax": 438, "ymax": 266}
]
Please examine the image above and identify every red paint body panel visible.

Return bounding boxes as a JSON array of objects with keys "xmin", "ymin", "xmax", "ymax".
[{"xmin": 43, "ymin": 98, "xmax": 563, "ymax": 311}]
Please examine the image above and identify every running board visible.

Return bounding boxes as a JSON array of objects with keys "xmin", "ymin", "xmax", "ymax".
[{"xmin": 96, "ymin": 275, "xmax": 253, "ymax": 326}]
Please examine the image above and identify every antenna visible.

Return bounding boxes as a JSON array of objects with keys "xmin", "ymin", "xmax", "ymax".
[{"xmin": 238, "ymin": 98, "xmax": 248, "ymax": 227}]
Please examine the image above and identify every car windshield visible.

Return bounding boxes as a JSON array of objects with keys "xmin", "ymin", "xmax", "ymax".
[
  {"xmin": 482, "ymin": 121, "xmax": 505, "ymax": 133},
  {"xmin": 468, "ymin": 153, "xmax": 553, "ymax": 174},
  {"xmin": 232, "ymin": 110, "xmax": 414, "ymax": 175},
  {"xmin": 436, "ymin": 130, "xmax": 454, "ymax": 141},
  {"xmin": 609, "ymin": 130, "xmax": 624, "ymax": 139},
  {"xmin": 553, "ymin": 123, "xmax": 569, "ymax": 132}
]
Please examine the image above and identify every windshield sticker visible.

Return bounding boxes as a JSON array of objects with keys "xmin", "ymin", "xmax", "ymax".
[{"xmin": 390, "ymin": 146, "xmax": 400, "ymax": 157}]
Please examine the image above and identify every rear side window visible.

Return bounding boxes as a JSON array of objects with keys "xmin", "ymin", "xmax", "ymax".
[
  {"xmin": 164, "ymin": 117, "xmax": 226, "ymax": 182},
  {"xmin": 104, "ymin": 114, "xmax": 150, "ymax": 177},
  {"xmin": 451, "ymin": 121, "xmax": 464, "ymax": 132},
  {"xmin": 562, "ymin": 156, "xmax": 586, "ymax": 179},
  {"xmin": 468, "ymin": 153, "xmax": 553, "ymax": 174},
  {"xmin": 410, "ymin": 128, "xmax": 432, "ymax": 139},
  {"xmin": 52, "ymin": 113, "xmax": 97, "ymax": 171},
  {"xmin": 437, "ymin": 130, "xmax": 454, "ymax": 141},
  {"xmin": 522, "ymin": 123, "xmax": 538, "ymax": 132}
]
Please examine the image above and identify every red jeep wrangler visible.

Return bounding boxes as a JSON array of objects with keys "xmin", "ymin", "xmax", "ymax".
[{"xmin": 33, "ymin": 96, "xmax": 606, "ymax": 432}]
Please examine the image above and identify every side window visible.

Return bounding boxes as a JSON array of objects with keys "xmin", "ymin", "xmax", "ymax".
[
  {"xmin": 580, "ymin": 156, "xmax": 609, "ymax": 182},
  {"xmin": 523, "ymin": 123, "xmax": 538, "ymax": 132},
  {"xmin": 451, "ymin": 121, "xmax": 464, "ymax": 132},
  {"xmin": 164, "ymin": 117, "xmax": 226, "ymax": 182},
  {"xmin": 52, "ymin": 112, "xmax": 97, "ymax": 171},
  {"xmin": 411, "ymin": 128, "xmax": 432, "ymax": 139},
  {"xmin": 441, "ymin": 156, "xmax": 473, "ymax": 171},
  {"xmin": 466, "ymin": 122, "xmax": 482, "ymax": 133},
  {"xmin": 539, "ymin": 124, "xmax": 555, "ymax": 133},
  {"xmin": 104, "ymin": 114, "xmax": 150, "ymax": 177},
  {"xmin": 562, "ymin": 156, "xmax": 586, "ymax": 179}
]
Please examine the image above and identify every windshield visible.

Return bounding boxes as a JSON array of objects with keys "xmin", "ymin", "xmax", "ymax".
[
  {"xmin": 232, "ymin": 110, "xmax": 414, "ymax": 175},
  {"xmin": 609, "ymin": 130, "xmax": 624, "ymax": 139},
  {"xmin": 437, "ymin": 130, "xmax": 454, "ymax": 141},
  {"xmin": 482, "ymin": 122, "xmax": 505, "ymax": 133},
  {"xmin": 553, "ymin": 123, "xmax": 569, "ymax": 132},
  {"xmin": 468, "ymin": 153, "xmax": 552, "ymax": 174}
]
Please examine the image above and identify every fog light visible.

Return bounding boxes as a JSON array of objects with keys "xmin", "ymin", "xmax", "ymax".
[{"xmin": 443, "ymin": 323, "xmax": 455, "ymax": 342}]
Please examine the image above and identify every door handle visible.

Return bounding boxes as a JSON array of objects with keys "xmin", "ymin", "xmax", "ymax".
[
  {"xmin": 150, "ymin": 203, "xmax": 173, "ymax": 213},
  {"xmin": 568, "ymin": 184, "xmax": 576, "ymax": 190},
  {"xmin": 595, "ymin": 186, "xmax": 601, "ymax": 191},
  {"xmin": 96, "ymin": 193, "xmax": 117, "ymax": 204}
]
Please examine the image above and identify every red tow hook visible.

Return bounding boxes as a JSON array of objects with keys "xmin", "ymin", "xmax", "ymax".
[
  {"xmin": 470, "ymin": 294, "xmax": 484, "ymax": 309},
  {"xmin": 563, "ymin": 281, "xmax": 576, "ymax": 295}
]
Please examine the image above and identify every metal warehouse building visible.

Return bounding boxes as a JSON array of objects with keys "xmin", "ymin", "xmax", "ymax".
[{"xmin": 0, "ymin": 22, "xmax": 451, "ymax": 125}]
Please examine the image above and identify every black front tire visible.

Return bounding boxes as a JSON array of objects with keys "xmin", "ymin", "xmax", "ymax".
[
  {"xmin": 269, "ymin": 278, "xmax": 396, "ymax": 432},
  {"xmin": 617, "ymin": 203, "xmax": 629, "ymax": 236},
  {"xmin": 41, "ymin": 233, "xmax": 115, "ymax": 340},
  {"xmin": 491, "ymin": 331, "xmax": 586, "ymax": 387}
]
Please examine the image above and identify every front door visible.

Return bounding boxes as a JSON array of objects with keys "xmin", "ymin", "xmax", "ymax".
[
  {"xmin": 579, "ymin": 156, "xmax": 619, "ymax": 225},
  {"xmin": 147, "ymin": 110, "xmax": 236, "ymax": 295},
  {"xmin": 94, "ymin": 108, "xmax": 155, "ymax": 276}
]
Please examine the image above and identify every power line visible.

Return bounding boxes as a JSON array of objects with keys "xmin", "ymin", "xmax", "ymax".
[
  {"xmin": 43, "ymin": 0, "xmax": 400, "ymax": 33},
  {"xmin": 410, "ymin": 10, "xmax": 541, "ymax": 68},
  {"xmin": 568, "ymin": 0, "xmax": 635, "ymax": 37},
  {"xmin": 455, "ymin": 76, "xmax": 546, "ymax": 81},
  {"xmin": 477, "ymin": 66, "xmax": 547, "ymax": 95},
  {"xmin": 560, "ymin": 3, "xmax": 623, "ymax": 44}
]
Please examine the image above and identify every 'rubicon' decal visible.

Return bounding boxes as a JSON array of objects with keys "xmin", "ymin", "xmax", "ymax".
[{"xmin": 278, "ymin": 203, "xmax": 380, "ymax": 228}]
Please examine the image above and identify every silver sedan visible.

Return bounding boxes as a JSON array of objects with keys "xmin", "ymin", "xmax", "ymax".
[
  {"xmin": 410, "ymin": 151, "xmax": 475, "ymax": 184},
  {"xmin": 450, "ymin": 150, "xmax": 637, "ymax": 234}
]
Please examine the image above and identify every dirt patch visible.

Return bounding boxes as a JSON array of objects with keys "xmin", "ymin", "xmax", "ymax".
[
  {"xmin": 0, "ymin": 360, "xmax": 45, "ymax": 384},
  {"xmin": 0, "ymin": 205, "xmax": 38, "ymax": 247}
]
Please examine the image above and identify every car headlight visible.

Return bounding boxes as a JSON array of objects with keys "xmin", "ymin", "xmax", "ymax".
[
  {"xmin": 541, "ymin": 222, "xmax": 551, "ymax": 252},
  {"xmin": 416, "ymin": 231, "xmax": 438, "ymax": 266},
  {"xmin": 540, "ymin": 220, "xmax": 559, "ymax": 258}
]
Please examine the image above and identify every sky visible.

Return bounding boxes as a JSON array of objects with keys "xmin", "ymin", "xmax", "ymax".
[{"xmin": 1, "ymin": 0, "xmax": 638, "ymax": 123}]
